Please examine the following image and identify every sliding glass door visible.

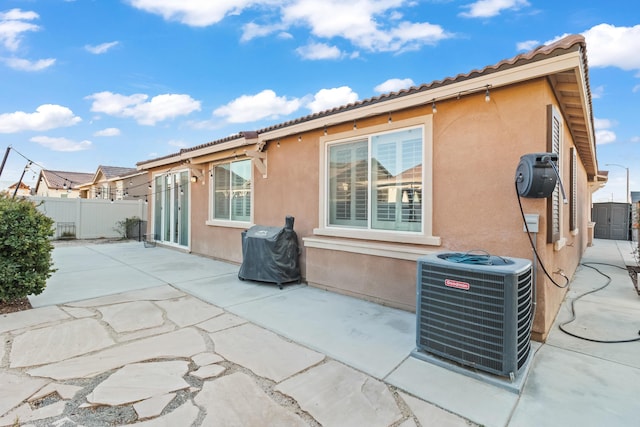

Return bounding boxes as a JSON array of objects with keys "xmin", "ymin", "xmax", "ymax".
[{"xmin": 153, "ymin": 170, "xmax": 189, "ymax": 247}]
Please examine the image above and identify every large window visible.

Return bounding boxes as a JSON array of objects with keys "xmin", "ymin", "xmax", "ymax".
[
  {"xmin": 211, "ymin": 159, "xmax": 251, "ymax": 222},
  {"xmin": 328, "ymin": 127, "xmax": 423, "ymax": 233}
]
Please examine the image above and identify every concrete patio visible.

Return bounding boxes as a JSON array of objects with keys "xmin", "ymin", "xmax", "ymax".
[{"xmin": 0, "ymin": 238, "xmax": 638, "ymax": 426}]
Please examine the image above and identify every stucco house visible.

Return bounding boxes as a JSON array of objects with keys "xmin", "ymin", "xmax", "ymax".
[
  {"xmin": 76, "ymin": 165, "xmax": 148, "ymax": 200},
  {"xmin": 137, "ymin": 35, "xmax": 604, "ymax": 341},
  {"xmin": 34, "ymin": 170, "xmax": 94, "ymax": 198}
]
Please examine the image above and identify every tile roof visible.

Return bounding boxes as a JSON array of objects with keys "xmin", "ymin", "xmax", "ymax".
[
  {"xmin": 41, "ymin": 170, "xmax": 94, "ymax": 189},
  {"xmin": 97, "ymin": 166, "xmax": 139, "ymax": 180},
  {"xmin": 138, "ymin": 34, "xmax": 592, "ymax": 169}
]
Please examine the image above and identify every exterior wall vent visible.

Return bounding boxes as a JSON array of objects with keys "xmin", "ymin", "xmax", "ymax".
[{"xmin": 415, "ymin": 253, "xmax": 533, "ymax": 381}]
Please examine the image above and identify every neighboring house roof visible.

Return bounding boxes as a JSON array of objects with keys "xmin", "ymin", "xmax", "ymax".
[
  {"xmin": 138, "ymin": 34, "xmax": 597, "ymax": 176},
  {"xmin": 37, "ymin": 170, "xmax": 94, "ymax": 191},
  {"xmin": 9, "ymin": 181, "xmax": 30, "ymax": 190},
  {"xmin": 93, "ymin": 165, "xmax": 139, "ymax": 182}
]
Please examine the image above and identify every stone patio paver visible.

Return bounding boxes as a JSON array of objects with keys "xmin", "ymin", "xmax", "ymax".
[
  {"xmin": 0, "ymin": 306, "xmax": 70, "ymax": 334},
  {"xmin": 133, "ymin": 393, "xmax": 176, "ymax": 420},
  {"xmin": 29, "ymin": 383, "xmax": 83, "ymax": 401},
  {"xmin": 190, "ymin": 364, "xmax": 226, "ymax": 380},
  {"xmin": 155, "ymin": 296, "xmax": 224, "ymax": 327},
  {"xmin": 192, "ymin": 352, "xmax": 224, "ymax": 366},
  {"xmin": 275, "ymin": 360, "xmax": 403, "ymax": 427},
  {"xmin": 0, "ymin": 372, "xmax": 48, "ymax": 418},
  {"xmin": 66, "ymin": 285, "xmax": 185, "ymax": 308},
  {"xmin": 124, "ymin": 401, "xmax": 200, "ymax": 427},
  {"xmin": 194, "ymin": 372, "xmax": 306, "ymax": 426},
  {"xmin": 60, "ymin": 306, "xmax": 95, "ymax": 319},
  {"xmin": 27, "ymin": 328, "xmax": 206, "ymax": 380},
  {"xmin": 98, "ymin": 301, "xmax": 164, "ymax": 333},
  {"xmin": 211, "ymin": 323, "xmax": 325, "ymax": 382},
  {"xmin": 87, "ymin": 361, "xmax": 189, "ymax": 406},
  {"xmin": 10, "ymin": 318, "xmax": 115, "ymax": 368},
  {"xmin": 0, "ymin": 400, "xmax": 66, "ymax": 426}
]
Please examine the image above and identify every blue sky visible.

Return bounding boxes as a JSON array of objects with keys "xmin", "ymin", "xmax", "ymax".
[{"xmin": 0, "ymin": 0, "xmax": 637, "ymax": 203}]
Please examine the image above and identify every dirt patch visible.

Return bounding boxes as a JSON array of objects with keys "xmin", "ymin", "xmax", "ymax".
[{"xmin": 0, "ymin": 297, "xmax": 33, "ymax": 314}]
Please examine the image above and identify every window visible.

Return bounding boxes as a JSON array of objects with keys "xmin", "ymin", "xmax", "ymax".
[
  {"xmin": 211, "ymin": 159, "xmax": 251, "ymax": 222},
  {"xmin": 570, "ymin": 147, "xmax": 578, "ymax": 232},
  {"xmin": 328, "ymin": 127, "xmax": 423, "ymax": 233},
  {"xmin": 547, "ymin": 104, "xmax": 562, "ymax": 244}
]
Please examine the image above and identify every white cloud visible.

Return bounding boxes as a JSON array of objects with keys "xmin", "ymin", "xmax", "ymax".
[
  {"xmin": 0, "ymin": 104, "xmax": 82, "ymax": 133},
  {"xmin": 0, "ymin": 8, "xmax": 40, "ymax": 51},
  {"xmin": 582, "ymin": 24, "xmax": 640, "ymax": 70},
  {"xmin": 31, "ymin": 136, "xmax": 92, "ymax": 152},
  {"xmin": 85, "ymin": 41, "xmax": 119, "ymax": 54},
  {"xmin": 94, "ymin": 127, "xmax": 121, "ymax": 137},
  {"xmin": 296, "ymin": 42, "xmax": 342, "ymax": 60},
  {"xmin": 591, "ymin": 85, "xmax": 605, "ymax": 99},
  {"xmin": 213, "ymin": 89, "xmax": 302, "ymax": 123},
  {"xmin": 1, "ymin": 57, "xmax": 55, "ymax": 71},
  {"xmin": 516, "ymin": 40, "xmax": 539, "ymax": 51},
  {"xmin": 460, "ymin": 0, "xmax": 530, "ymax": 18},
  {"xmin": 282, "ymin": 1, "xmax": 451, "ymax": 52},
  {"xmin": 633, "ymin": 84, "xmax": 640, "ymax": 93},
  {"xmin": 129, "ymin": 1, "xmax": 452, "ymax": 54},
  {"xmin": 631, "ymin": 136, "xmax": 640, "ymax": 143},
  {"xmin": 594, "ymin": 117, "xmax": 616, "ymax": 145},
  {"xmin": 126, "ymin": 0, "xmax": 269, "ymax": 27},
  {"xmin": 374, "ymin": 78, "xmax": 415, "ymax": 93},
  {"xmin": 306, "ymin": 86, "xmax": 358, "ymax": 113},
  {"xmin": 86, "ymin": 91, "xmax": 201, "ymax": 125}
]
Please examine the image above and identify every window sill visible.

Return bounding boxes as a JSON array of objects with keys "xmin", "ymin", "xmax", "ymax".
[
  {"xmin": 206, "ymin": 219, "xmax": 253, "ymax": 229},
  {"xmin": 554, "ymin": 237, "xmax": 567, "ymax": 252},
  {"xmin": 313, "ymin": 227, "xmax": 441, "ymax": 246},
  {"xmin": 303, "ymin": 236, "xmax": 439, "ymax": 261}
]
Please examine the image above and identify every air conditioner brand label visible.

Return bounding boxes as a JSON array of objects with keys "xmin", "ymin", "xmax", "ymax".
[{"xmin": 444, "ymin": 279, "xmax": 470, "ymax": 290}]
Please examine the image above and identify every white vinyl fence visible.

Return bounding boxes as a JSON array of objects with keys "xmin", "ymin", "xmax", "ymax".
[{"xmin": 32, "ymin": 197, "xmax": 148, "ymax": 240}]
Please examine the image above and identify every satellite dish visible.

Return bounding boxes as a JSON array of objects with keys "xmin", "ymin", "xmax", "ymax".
[{"xmin": 515, "ymin": 153, "xmax": 558, "ymax": 198}]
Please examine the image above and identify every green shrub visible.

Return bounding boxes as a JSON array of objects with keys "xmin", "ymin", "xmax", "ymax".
[{"xmin": 0, "ymin": 194, "xmax": 56, "ymax": 302}]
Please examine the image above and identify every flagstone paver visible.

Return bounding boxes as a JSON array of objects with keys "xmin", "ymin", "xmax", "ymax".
[
  {"xmin": 155, "ymin": 296, "xmax": 224, "ymax": 327},
  {"xmin": 123, "ymin": 401, "xmax": 200, "ymax": 427},
  {"xmin": 98, "ymin": 301, "xmax": 164, "ymax": 333},
  {"xmin": 0, "ymin": 400, "xmax": 66, "ymax": 426},
  {"xmin": 117, "ymin": 323, "xmax": 176, "ymax": 342},
  {"xmin": 66, "ymin": 285, "xmax": 185, "ymax": 308},
  {"xmin": 10, "ymin": 318, "xmax": 115, "ymax": 368},
  {"xmin": 275, "ymin": 360, "xmax": 403, "ymax": 427},
  {"xmin": 0, "ymin": 306, "xmax": 70, "ymax": 334},
  {"xmin": 133, "ymin": 393, "xmax": 176, "ymax": 420},
  {"xmin": 0, "ymin": 372, "xmax": 48, "ymax": 418},
  {"xmin": 29, "ymin": 383, "xmax": 83, "ymax": 401},
  {"xmin": 399, "ymin": 391, "xmax": 471, "ymax": 427},
  {"xmin": 87, "ymin": 361, "xmax": 190, "ymax": 406},
  {"xmin": 192, "ymin": 352, "xmax": 224, "ymax": 367},
  {"xmin": 190, "ymin": 364, "xmax": 226, "ymax": 380},
  {"xmin": 196, "ymin": 312, "xmax": 247, "ymax": 332},
  {"xmin": 211, "ymin": 323, "xmax": 325, "ymax": 382},
  {"xmin": 194, "ymin": 372, "xmax": 307, "ymax": 426},
  {"xmin": 60, "ymin": 306, "xmax": 96, "ymax": 319},
  {"xmin": 27, "ymin": 328, "xmax": 206, "ymax": 380}
]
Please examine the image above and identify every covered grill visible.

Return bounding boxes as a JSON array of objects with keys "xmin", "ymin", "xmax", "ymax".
[{"xmin": 238, "ymin": 216, "xmax": 300, "ymax": 288}]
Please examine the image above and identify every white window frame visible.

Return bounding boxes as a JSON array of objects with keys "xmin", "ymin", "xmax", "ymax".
[
  {"xmin": 206, "ymin": 158, "xmax": 253, "ymax": 229},
  {"xmin": 315, "ymin": 116, "xmax": 439, "ymax": 246}
]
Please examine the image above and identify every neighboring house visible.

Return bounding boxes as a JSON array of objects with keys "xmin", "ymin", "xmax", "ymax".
[
  {"xmin": 137, "ymin": 35, "xmax": 605, "ymax": 341},
  {"xmin": 35, "ymin": 170, "xmax": 94, "ymax": 198},
  {"xmin": 77, "ymin": 165, "xmax": 148, "ymax": 201},
  {"xmin": 6, "ymin": 181, "xmax": 31, "ymax": 197}
]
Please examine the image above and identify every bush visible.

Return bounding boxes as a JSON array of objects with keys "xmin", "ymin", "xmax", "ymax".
[{"xmin": 0, "ymin": 194, "xmax": 56, "ymax": 302}]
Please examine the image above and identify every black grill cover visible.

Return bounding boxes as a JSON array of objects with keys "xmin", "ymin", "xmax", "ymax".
[{"xmin": 238, "ymin": 216, "xmax": 300, "ymax": 287}]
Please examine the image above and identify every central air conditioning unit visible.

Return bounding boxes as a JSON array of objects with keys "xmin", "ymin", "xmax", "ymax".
[{"xmin": 415, "ymin": 253, "xmax": 533, "ymax": 381}]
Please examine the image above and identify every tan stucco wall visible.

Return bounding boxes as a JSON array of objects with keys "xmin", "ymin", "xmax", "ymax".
[{"xmin": 144, "ymin": 78, "xmax": 593, "ymax": 341}]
